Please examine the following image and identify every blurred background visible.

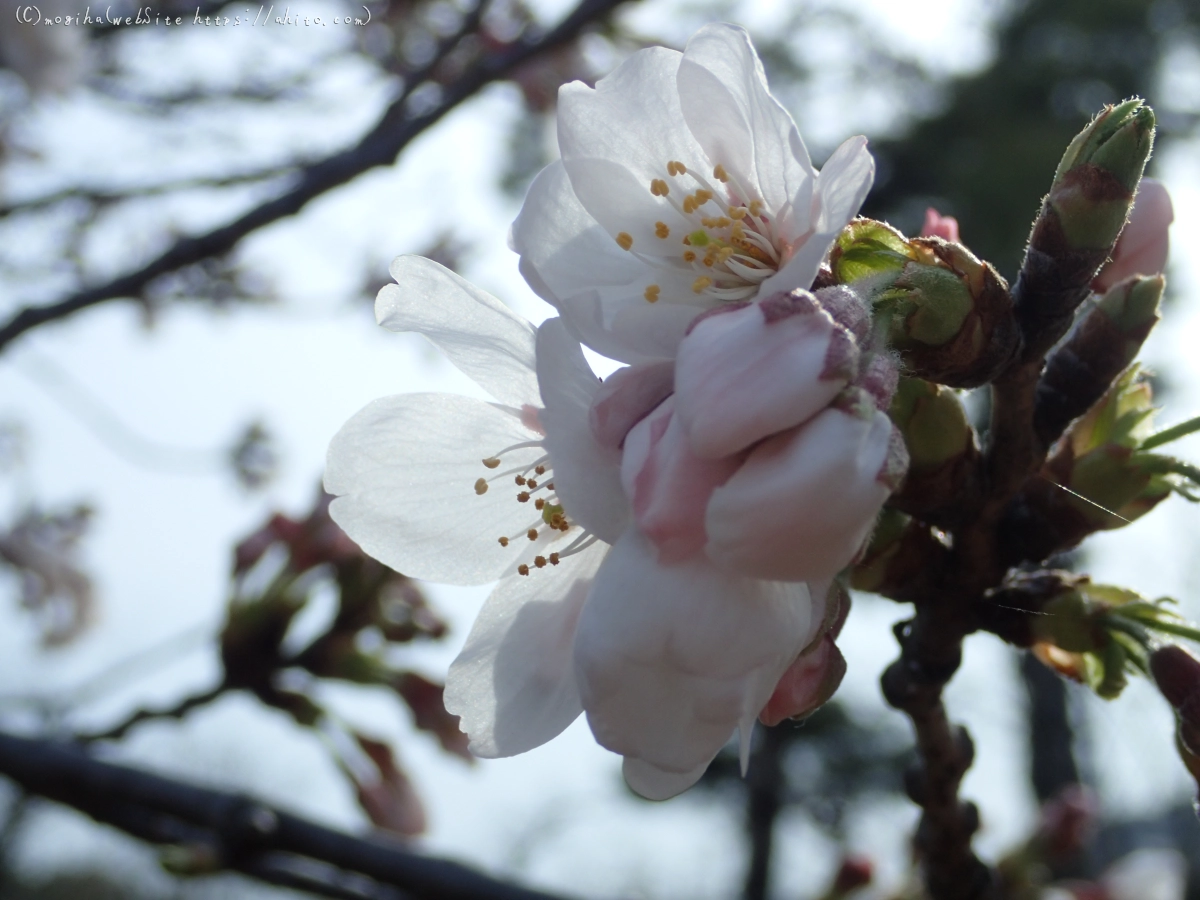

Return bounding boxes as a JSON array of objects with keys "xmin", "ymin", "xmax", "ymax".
[{"xmin": 2, "ymin": 0, "xmax": 1200, "ymax": 897}]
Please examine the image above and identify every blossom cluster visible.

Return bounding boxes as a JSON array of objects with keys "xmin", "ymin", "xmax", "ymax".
[{"xmin": 327, "ymin": 23, "xmax": 905, "ymax": 798}]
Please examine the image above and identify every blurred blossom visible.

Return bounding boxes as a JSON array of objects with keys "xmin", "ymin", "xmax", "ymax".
[
  {"xmin": 1092, "ymin": 177, "xmax": 1173, "ymax": 292},
  {"xmin": 0, "ymin": 0, "xmax": 86, "ymax": 93},
  {"xmin": 0, "ymin": 504, "xmax": 95, "ymax": 646},
  {"xmin": 228, "ymin": 420, "xmax": 278, "ymax": 492},
  {"xmin": 921, "ymin": 207, "xmax": 961, "ymax": 242}
]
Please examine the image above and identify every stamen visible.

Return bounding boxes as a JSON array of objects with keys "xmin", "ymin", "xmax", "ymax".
[
  {"xmin": 535, "ymin": 465, "xmax": 546, "ymax": 474},
  {"xmin": 693, "ymin": 276, "xmax": 714, "ymax": 293},
  {"xmin": 549, "ymin": 553, "xmax": 560, "ymax": 565},
  {"xmin": 518, "ymin": 564, "xmax": 530, "ymax": 576},
  {"xmin": 682, "ymin": 196, "xmax": 698, "ymax": 214},
  {"xmin": 474, "ymin": 478, "xmax": 488, "ymax": 495},
  {"xmin": 616, "ymin": 232, "xmax": 634, "ymax": 251},
  {"xmin": 527, "ymin": 528, "xmax": 539, "ymax": 541},
  {"xmin": 748, "ymin": 200, "xmax": 764, "ymax": 216},
  {"xmin": 515, "ymin": 475, "xmax": 526, "ymax": 485},
  {"xmin": 668, "ymin": 160, "xmax": 688, "ymax": 176},
  {"xmin": 728, "ymin": 206, "xmax": 746, "ymax": 220},
  {"xmin": 650, "ymin": 179, "xmax": 669, "ymax": 196},
  {"xmin": 527, "ymin": 479, "xmax": 538, "ymax": 489},
  {"xmin": 713, "ymin": 164, "xmax": 729, "ymax": 182},
  {"xmin": 517, "ymin": 492, "xmax": 531, "ymax": 502},
  {"xmin": 535, "ymin": 556, "xmax": 547, "ymax": 568},
  {"xmin": 655, "ymin": 222, "xmax": 670, "ymax": 239},
  {"xmin": 482, "ymin": 457, "xmax": 501, "ymax": 468},
  {"xmin": 694, "ymin": 189, "xmax": 714, "ymax": 205},
  {"xmin": 498, "ymin": 536, "xmax": 509, "ymax": 547},
  {"xmin": 644, "ymin": 285, "xmax": 660, "ymax": 303}
]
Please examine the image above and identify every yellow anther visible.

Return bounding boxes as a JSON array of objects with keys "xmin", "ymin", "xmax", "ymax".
[
  {"xmin": 498, "ymin": 536, "xmax": 509, "ymax": 547},
  {"xmin": 517, "ymin": 491, "xmax": 531, "ymax": 502},
  {"xmin": 702, "ymin": 254, "xmax": 715, "ymax": 267},
  {"xmin": 474, "ymin": 478, "xmax": 489, "ymax": 495},
  {"xmin": 701, "ymin": 216, "xmax": 717, "ymax": 228},
  {"xmin": 748, "ymin": 200, "xmax": 763, "ymax": 216},
  {"xmin": 616, "ymin": 232, "xmax": 634, "ymax": 251},
  {"xmin": 692, "ymin": 276, "xmax": 713, "ymax": 293},
  {"xmin": 682, "ymin": 197, "xmax": 698, "ymax": 214},
  {"xmin": 715, "ymin": 217, "xmax": 731, "ymax": 228},
  {"xmin": 731, "ymin": 223, "xmax": 746, "ymax": 240},
  {"xmin": 694, "ymin": 189, "xmax": 713, "ymax": 205},
  {"xmin": 535, "ymin": 465, "xmax": 546, "ymax": 475},
  {"xmin": 644, "ymin": 285, "xmax": 661, "ymax": 303},
  {"xmin": 650, "ymin": 178, "xmax": 669, "ymax": 196},
  {"xmin": 667, "ymin": 160, "xmax": 688, "ymax": 176},
  {"xmin": 682, "ymin": 234, "xmax": 692, "ymax": 245},
  {"xmin": 518, "ymin": 564, "xmax": 530, "ymax": 576},
  {"xmin": 683, "ymin": 250, "xmax": 697, "ymax": 263},
  {"xmin": 482, "ymin": 457, "xmax": 501, "ymax": 468},
  {"xmin": 527, "ymin": 528, "xmax": 539, "ymax": 541},
  {"xmin": 728, "ymin": 206, "xmax": 746, "ymax": 220},
  {"xmin": 655, "ymin": 221, "xmax": 670, "ymax": 239},
  {"xmin": 535, "ymin": 498, "xmax": 545, "ymax": 509},
  {"xmin": 515, "ymin": 475, "xmax": 526, "ymax": 485},
  {"xmin": 535, "ymin": 556, "xmax": 547, "ymax": 568},
  {"xmin": 713, "ymin": 164, "xmax": 729, "ymax": 182},
  {"xmin": 717, "ymin": 246, "xmax": 735, "ymax": 263},
  {"xmin": 549, "ymin": 553, "xmax": 560, "ymax": 565}
]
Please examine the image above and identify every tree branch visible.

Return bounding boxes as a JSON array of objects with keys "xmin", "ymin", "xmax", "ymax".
[
  {"xmin": 0, "ymin": 0, "xmax": 630, "ymax": 353},
  {"xmin": 77, "ymin": 682, "xmax": 229, "ymax": 743},
  {"xmin": 0, "ymin": 730, "xmax": 574, "ymax": 900}
]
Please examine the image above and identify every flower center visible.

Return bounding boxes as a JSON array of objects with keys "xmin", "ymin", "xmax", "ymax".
[
  {"xmin": 473, "ymin": 433, "xmax": 597, "ymax": 577},
  {"xmin": 617, "ymin": 160, "xmax": 784, "ymax": 304}
]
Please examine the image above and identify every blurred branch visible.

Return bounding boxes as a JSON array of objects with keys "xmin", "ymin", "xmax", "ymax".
[
  {"xmin": 0, "ymin": 730, "xmax": 573, "ymax": 900},
  {"xmin": 0, "ymin": 164, "xmax": 299, "ymax": 218},
  {"xmin": 77, "ymin": 682, "xmax": 229, "ymax": 743},
  {"xmin": 0, "ymin": 0, "xmax": 630, "ymax": 353}
]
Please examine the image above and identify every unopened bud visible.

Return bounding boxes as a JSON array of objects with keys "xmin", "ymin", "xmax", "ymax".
[
  {"xmin": 1052, "ymin": 99, "xmax": 1155, "ymax": 250},
  {"xmin": 1151, "ymin": 645, "xmax": 1200, "ymax": 724},
  {"xmin": 1094, "ymin": 178, "xmax": 1172, "ymax": 292}
]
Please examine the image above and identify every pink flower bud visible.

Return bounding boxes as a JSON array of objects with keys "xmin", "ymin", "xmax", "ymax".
[
  {"xmin": 674, "ymin": 291, "xmax": 858, "ymax": 460},
  {"xmin": 758, "ymin": 636, "xmax": 846, "ymax": 726},
  {"xmin": 588, "ymin": 361, "xmax": 675, "ymax": 449},
  {"xmin": 1093, "ymin": 177, "xmax": 1173, "ymax": 292},
  {"xmin": 704, "ymin": 404, "xmax": 896, "ymax": 581},
  {"xmin": 921, "ymin": 207, "xmax": 960, "ymax": 243},
  {"xmin": 621, "ymin": 397, "xmax": 743, "ymax": 563}
]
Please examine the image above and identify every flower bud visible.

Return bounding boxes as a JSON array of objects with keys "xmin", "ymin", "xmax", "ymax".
[
  {"xmin": 674, "ymin": 291, "xmax": 857, "ymax": 460},
  {"xmin": 831, "ymin": 221, "xmax": 1018, "ymax": 388},
  {"xmin": 758, "ymin": 636, "xmax": 846, "ymax": 726},
  {"xmin": 921, "ymin": 208, "xmax": 960, "ymax": 243},
  {"xmin": 705, "ymin": 398, "xmax": 901, "ymax": 582},
  {"xmin": 1052, "ymin": 100, "xmax": 1155, "ymax": 250},
  {"xmin": 1035, "ymin": 275, "xmax": 1163, "ymax": 448},
  {"xmin": 1093, "ymin": 177, "xmax": 1172, "ymax": 292}
]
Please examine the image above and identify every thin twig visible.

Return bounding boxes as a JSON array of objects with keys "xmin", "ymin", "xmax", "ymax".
[
  {"xmin": 77, "ymin": 683, "xmax": 229, "ymax": 743},
  {"xmin": 0, "ymin": 0, "xmax": 630, "ymax": 353}
]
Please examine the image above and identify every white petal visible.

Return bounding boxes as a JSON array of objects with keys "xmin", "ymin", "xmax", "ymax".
[
  {"xmin": 622, "ymin": 757, "xmax": 708, "ymax": 801},
  {"xmin": 325, "ymin": 393, "xmax": 543, "ymax": 585},
  {"xmin": 676, "ymin": 23, "xmax": 813, "ymax": 228},
  {"xmin": 444, "ymin": 540, "xmax": 606, "ymax": 757},
  {"xmin": 377, "ymin": 256, "xmax": 539, "ymax": 408},
  {"xmin": 536, "ymin": 319, "xmax": 629, "ymax": 543},
  {"xmin": 574, "ymin": 528, "xmax": 811, "ymax": 776},
  {"xmin": 557, "ymin": 46, "xmax": 707, "ymax": 185},
  {"xmin": 813, "ymin": 135, "xmax": 874, "ymax": 234},
  {"xmin": 513, "ymin": 162, "xmax": 703, "ymax": 364}
]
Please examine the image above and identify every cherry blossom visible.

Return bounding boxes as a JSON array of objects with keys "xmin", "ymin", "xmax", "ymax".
[
  {"xmin": 1093, "ymin": 177, "xmax": 1173, "ymax": 292},
  {"xmin": 511, "ymin": 22, "xmax": 874, "ymax": 364}
]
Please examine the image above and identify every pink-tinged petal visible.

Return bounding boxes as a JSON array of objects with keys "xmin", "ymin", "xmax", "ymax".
[
  {"xmin": 674, "ymin": 295, "xmax": 856, "ymax": 459},
  {"xmin": 445, "ymin": 541, "xmax": 607, "ymax": 757},
  {"xmin": 376, "ymin": 257, "xmax": 539, "ymax": 409},
  {"xmin": 325, "ymin": 393, "xmax": 543, "ymax": 585},
  {"xmin": 588, "ymin": 361, "xmax": 675, "ymax": 449},
  {"xmin": 921, "ymin": 208, "xmax": 961, "ymax": 242},
  {"xmin": 1093, "ymin": 177, "xmax": 1173, "ymax": 292},
  {"xmin": 705, "ymin": 404, "xmax": 894, "ymax": 581},
  {"xmin": 621, "ymin": 398, "xmax": 742, "ymax": 563},
  {"xmin": 675, "ymin": 23, "xmax": 814, "ymax": 234},
  {"xmin": 814, "ymin": 284, "xmax": 870, "ymax": 344},
  {"xmin": 758, "ymin": 637, "xmax": 847, "ymax": 726},
  {"xmin": 574, "ymin": 528, "xmax": 813, "ymax": 794},
  {"xmin": 536, "ymin": 319, "xmax": 629, "ymax": 544}
]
